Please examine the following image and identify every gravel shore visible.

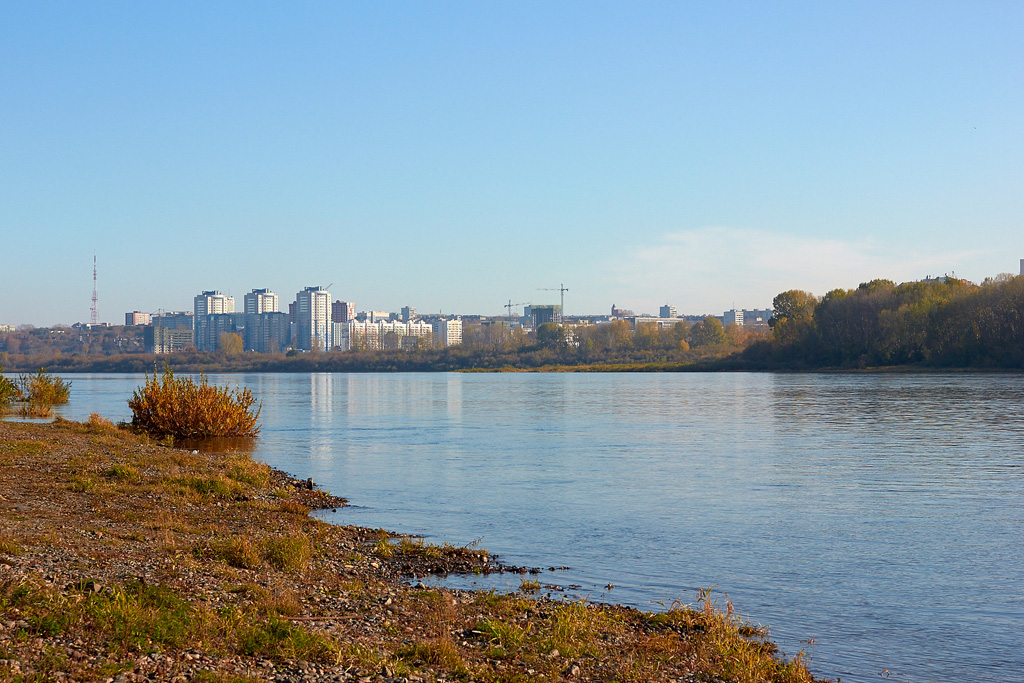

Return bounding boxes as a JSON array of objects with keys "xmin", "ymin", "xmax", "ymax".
[{"xmin": 0, "ymin": 417, "xmax": 822, "ymax": 683}]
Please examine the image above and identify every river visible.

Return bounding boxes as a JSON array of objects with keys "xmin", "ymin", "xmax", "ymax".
[{"xmin": 32, "ymin": 371, "xmax": 1024, "ymax": 683}]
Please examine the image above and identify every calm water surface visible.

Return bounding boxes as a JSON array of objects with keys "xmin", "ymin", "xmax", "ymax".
[{"xmin": 43, "ymin": 372, "xmax": 1024, "ymax": 683}]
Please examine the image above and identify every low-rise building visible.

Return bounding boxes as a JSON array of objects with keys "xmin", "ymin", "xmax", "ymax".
[
  {"xmin": 125, "ymin": 311, "xmax": 152, "ymax": 326},
  {"xmin": 334, "ymin": 319, "xmax": 432, "ymax": 351},
  {"xmin": 722, "ymin": 309, "xmax": 744, "ymax": 326}
]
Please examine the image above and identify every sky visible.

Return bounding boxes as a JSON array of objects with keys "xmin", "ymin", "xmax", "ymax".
[{"xmin": 2, "ymin": 1, "xmax": 1022, "ymax": 326}]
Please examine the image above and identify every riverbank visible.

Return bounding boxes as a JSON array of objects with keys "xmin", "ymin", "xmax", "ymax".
[{"xmin": 1, "ymin": 418, "xmax": 823, "ymax": 683}]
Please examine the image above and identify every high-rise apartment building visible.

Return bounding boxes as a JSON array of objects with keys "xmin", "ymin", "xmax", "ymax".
[
  {"xmin": 659, "ymin": 305, "xmax": 677, "ymax": 319},
  {"xmin": 194, "ymin": 291, "xmax": 235, "ymax": 351},
  {"xmin": 431, "ymin": 318, "xmax": 463, "ymax": 347},
  {"xmin": 332, "ymin": 300, "xmax": 355, "ymax": 323},
  {"xmin": 294, "ymin": 286, "xmax": 332, "ymax": 351},
  {"xmin": 244, "ymin": 289, "xmax": 279, "ymax": 314},
  {"xmin": 242, "ymin": 289, "xmax": 284, "ymax": 352}
]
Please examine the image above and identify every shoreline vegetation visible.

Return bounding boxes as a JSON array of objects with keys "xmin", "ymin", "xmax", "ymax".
[
  {"xmin": 1, "ymin": 417, "xmax": 827, "ymax": 682},
  {"xmin": 6, "ymin": 272, "xmax": 1024, "ymax": 374}
]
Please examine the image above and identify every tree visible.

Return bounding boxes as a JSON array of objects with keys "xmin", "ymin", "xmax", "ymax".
[
  {"xmin": 218, "ymin": 332, "xmax": 244, "ymax": 356},
  {"xmin": 689, "ymin": 317, "xmax": 727, "ymax": 347},
  {"xmin": 769, "ymin": 290, "xmax": 817, "ymax": 328},
  {"xmin": 536, "ymin": 323, "xmax": 568, "ymax": 349},
  {"xmin": 769, "ymin": 289, "xmax": 819, "ymax": 351}
]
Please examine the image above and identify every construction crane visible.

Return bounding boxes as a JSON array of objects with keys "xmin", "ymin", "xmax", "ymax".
[
  {"xmin": 537, "ymin": 284, "xmax": 569, "ymax": 322},
  {"xmin": 504, "ymin": 300, "xmax": 530, "ymax": 324}
]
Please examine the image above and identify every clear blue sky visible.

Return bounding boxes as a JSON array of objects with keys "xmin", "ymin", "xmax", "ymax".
[{"xmin": 2, "ymin": 1, "xmax": 1022, "ymax": 326}]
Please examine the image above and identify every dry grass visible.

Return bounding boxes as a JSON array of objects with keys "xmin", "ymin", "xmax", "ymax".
[{"xmin": 127, "ymin": 366, "xmax": 261, "ymax": 439}]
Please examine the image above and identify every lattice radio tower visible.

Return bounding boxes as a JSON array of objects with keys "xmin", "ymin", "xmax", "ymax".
[{"xmin": 90, "ymin": 252, "xmax": 98, "ymax": 325}]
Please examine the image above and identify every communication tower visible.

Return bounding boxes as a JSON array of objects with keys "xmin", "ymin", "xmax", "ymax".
[{"xmin": 90, "ymin": 253, "xmax": 98, "ymax": 325}]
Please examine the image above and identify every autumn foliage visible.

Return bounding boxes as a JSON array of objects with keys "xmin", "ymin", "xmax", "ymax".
[{"xmin": 128, "ymin": 367, "xmax": 261, "ymax": 439}]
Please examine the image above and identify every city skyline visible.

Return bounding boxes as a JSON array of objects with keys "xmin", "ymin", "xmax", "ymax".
[{"xmin": 2, "ymin": 3, "xmax": 1022, "ymax": 326}]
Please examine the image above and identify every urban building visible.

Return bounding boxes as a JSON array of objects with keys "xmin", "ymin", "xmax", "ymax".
[
  {"xmin": 530, "ymin": 305, "xmax": 562, "ymax": 326},
  {"xmin": 356, "ymin": 310, "xmax": 391, "ymax": 323},
  {"xmin": 431, "ymin": 318, "xmax": 463, "ymax": 347},
  {"xmin": 722, "ymin": 309, "xmax": 744, "ymax": 326},
  {"xmin": 659, "ymin": 305, "xmax": 677, "ymax": 319},
  {"xmin": 240, "ymin": 289, "xmax": 285, "ymax": 352},
  {"xmin": 335, "ymin": 319, "xmax": 432, "ymax": 351},
  {"xmin": 153, "ymin": 311, "xmax": 193, "ymax": 329},
  {"xmin": 401, "ymin": 306, "xmax": 417, "ymax": 322},
  {"xmin": 196, "ymin": 313, "xmax": 244, "ymax": 352},
  {"xmin": 193, "ymin": 291, "xmax": 235, "ymax": 351},
  {"xmin": 145, "ymin": 326, "xmax": 194, "ymax": 354},
  {"xmin": 294, "ymin": 286, "xmax": 332, "ymax": 351},
  {"xmin": 125, "ymin": 311, "xmax": 152, "ymax": 326},
  {"xmin": 742, "ymin": 309, "xmax": 773, "ymax": 326},
  {"xmin": 247, "ymin": 312, "xmax": 290, "ymax": 353},
  {"xmin": 244, "ymin": 288, "xmax": 278, "ymax": 314},
  {"xmin": 332, "ymin": 300, "xmax": 355, "ymax": 323}
]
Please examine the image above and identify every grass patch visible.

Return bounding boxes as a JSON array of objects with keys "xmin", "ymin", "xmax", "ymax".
[
  {"xmin": 519, "ymin": 578, "xmax": 541, "ymax": 592},
  {"xmin": 170, "ymin": 475, "xmax": 240, "ymax": 498},
  {"xmin": 264, "ymin": 533, "xmax": 312, "ymax": 573},
  {"xmin": 107, "ymin": 463, "xmax": 142, "ymax": 483},
  {"xmin": 236, "ymin": 615, "xmax": 338, "ymax": 662},
  {"xmin": 219, "ymin": 538, "xmax": 263, "ymax": 570},
  {"xmin": 0, "ymin": 536, "xmax": 22, "ymax": 556},
  {"xmin": 372, "ymin": 532, "xmax": 487, "ymax": 563}
]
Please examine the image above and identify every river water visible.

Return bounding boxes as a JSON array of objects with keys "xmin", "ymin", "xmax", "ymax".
[{"xmin": 34, "ymin": 371, "xmax": 1024, "ymax": 683}]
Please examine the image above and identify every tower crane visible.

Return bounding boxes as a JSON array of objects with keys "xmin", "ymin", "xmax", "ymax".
[
  {"xmin": 537, "ymin": 284, "xmax": 569, "ymax": 322},
  {"xmin": 504, "ymin": 300, "xmax": 530, "ymax": 324}
]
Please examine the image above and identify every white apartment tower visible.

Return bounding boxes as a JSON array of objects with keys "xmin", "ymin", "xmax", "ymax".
[
  {"xmin": 431, "ymin": 318, "xmax": 463, "ymax": 347},
  {"xmin": 194, "ymin": 290, "xmax": 235, "ymax": 318},
  {"xmin": 294, "ymin": 286, "xmax": 332, "ymax": 351},
  {"xmin": 194, "ymin": 290, "xmax": 235, "ymax": 351},
  {"xmin": 244, "ymin": 288, "xmax": 279, "ymax": 314}
]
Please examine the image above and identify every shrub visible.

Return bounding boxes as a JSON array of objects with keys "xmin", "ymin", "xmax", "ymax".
[
  {"xmin": 18, "ymin": 368, "xmax": 71, "ymax": 406},
  {"xmin": 0, "ymin": 366, "xmax": 17, "ymax": 411},
  {"xmin": 127, "ymin": 366, "xmax": 261, "ymax": 440}
]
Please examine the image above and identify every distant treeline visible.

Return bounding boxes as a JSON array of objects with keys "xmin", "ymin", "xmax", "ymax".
[
  {"xmin": 5, "ymin": 274, "xmax": 1024, "ymax": 373},
  {"xmin": 740, "ymin": 274, "xmax": 1024, "ymax": 370}
]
